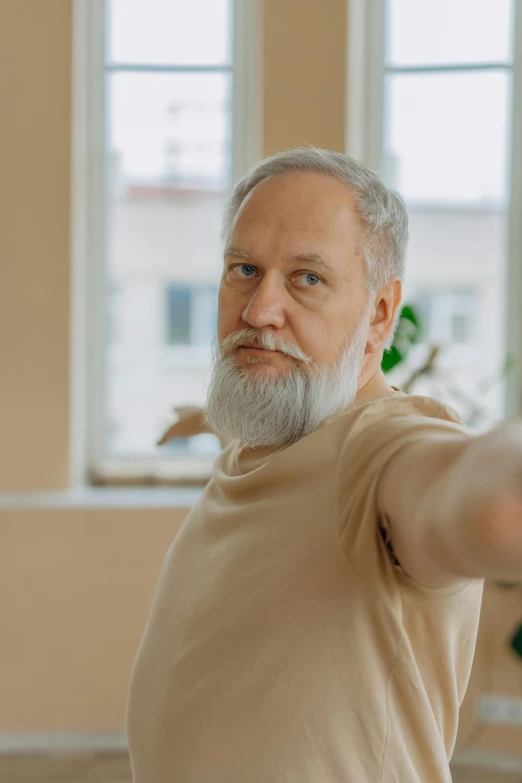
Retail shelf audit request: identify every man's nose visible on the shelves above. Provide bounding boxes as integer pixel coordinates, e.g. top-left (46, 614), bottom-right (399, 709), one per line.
top-left (241, 276), bottom-right (286, 330)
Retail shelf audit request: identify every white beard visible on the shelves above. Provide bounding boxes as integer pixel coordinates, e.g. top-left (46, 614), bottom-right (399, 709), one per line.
top-left (204, 313), bottom-right (370, 449)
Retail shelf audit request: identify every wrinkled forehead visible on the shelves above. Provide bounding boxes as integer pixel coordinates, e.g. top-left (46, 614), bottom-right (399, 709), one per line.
top-left (227, 172), bottom-right (366, 273)
top-left (232, 172), bottom-right (363, 233)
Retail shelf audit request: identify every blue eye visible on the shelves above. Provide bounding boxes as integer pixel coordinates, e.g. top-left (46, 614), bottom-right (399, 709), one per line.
top-left (237, 264), bottom-right (256, 277)
top-left (300, 273), bottom-right (320, 286)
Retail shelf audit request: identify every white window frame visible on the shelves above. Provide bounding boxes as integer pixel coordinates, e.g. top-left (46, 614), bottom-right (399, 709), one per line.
top-left (70, 0), bottom-right (262, 488)
top-left (346, 0), bottom-right (522, 420)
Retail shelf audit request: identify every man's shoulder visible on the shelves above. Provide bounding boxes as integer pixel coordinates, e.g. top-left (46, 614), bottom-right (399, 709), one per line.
top-left (333, 393), bottom-right (468, 453)
top-left (352, 392), bottom-right (464, 427)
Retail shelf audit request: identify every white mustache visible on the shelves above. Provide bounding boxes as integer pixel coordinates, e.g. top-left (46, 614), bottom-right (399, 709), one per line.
top-left (219, 329), bottom-right (312, 363)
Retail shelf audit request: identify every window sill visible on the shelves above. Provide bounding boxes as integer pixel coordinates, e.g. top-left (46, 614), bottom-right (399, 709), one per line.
top-left (0, 485), bottom-right (204, 510)
top-left (90, 458), bottom-right (215, 485)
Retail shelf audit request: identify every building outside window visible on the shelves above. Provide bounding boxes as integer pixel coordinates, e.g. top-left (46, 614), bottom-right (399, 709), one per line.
top-left (413, 289), bottom-right (477, 347)
top-left (352, 0), bottom-right (522, 431)
top-left (76, 0), bottom-right (259, 480)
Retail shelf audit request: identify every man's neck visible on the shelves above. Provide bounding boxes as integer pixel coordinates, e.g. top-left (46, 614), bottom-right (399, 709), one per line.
top-left (355, 369), bottom-right (398, 407)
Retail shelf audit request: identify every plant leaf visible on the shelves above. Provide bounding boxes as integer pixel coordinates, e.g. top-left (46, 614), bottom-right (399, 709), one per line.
top-left (382, 304), bottom-right (423, 374)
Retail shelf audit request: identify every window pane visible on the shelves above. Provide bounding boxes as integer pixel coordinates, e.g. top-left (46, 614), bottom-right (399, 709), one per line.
top-left (166, 287), bottom-right (192, 345)
top-left (386, 209), bottom-right (509, 431)
top-left (382, 7), bottom-right (513, 429)
top-left (105, 72), bottom-right (230, 457)
top-left (108, 72), bottom-right (231, 187)
top-left (383, 70), bottom-right (511, 204)
top-left (386, 0), bottom-right (513, 67)
top-left (107, 0), bottom-right (233, 66)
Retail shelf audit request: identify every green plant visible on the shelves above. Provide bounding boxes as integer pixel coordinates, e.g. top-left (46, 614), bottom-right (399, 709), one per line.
top-left (381, 304), bottom-right (423, 374)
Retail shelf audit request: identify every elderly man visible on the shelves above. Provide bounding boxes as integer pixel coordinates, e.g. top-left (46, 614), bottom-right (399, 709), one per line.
top-left (126, 149), bottom-right (521, 782)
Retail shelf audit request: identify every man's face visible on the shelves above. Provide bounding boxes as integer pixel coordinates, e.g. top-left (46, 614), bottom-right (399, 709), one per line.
top-left (218, 171), bottom-right (369, 376)
top-left (204, 172), bottom-right (373, 448)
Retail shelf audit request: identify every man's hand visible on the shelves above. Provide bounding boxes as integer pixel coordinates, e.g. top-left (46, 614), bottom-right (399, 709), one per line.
top-left (379, 421), bottom-right (522, 588)
top-left (157, 407), bottom-right (229, 449)
top-left (429, 422), bottom-right (522, 581)
top-left (479, 493), bottom-right (522, 570)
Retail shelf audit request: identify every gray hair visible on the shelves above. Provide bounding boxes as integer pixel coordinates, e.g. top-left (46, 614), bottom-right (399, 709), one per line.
top-left (222, 147), bottom-right (409, 293)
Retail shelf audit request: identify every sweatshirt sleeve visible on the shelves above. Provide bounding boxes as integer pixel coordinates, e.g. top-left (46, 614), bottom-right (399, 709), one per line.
top-left (337, 395), bottom-right (471, 597)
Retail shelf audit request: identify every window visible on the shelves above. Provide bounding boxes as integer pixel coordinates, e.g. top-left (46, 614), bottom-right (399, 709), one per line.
top-left (166, 287), bottom-right (192, 346)
top-left (349, 0), bottom-right (522, 431)
top-left (165, 285), bottom-right (218, 347)
top-left (413, 289), bottom-right (477, 346)
top-left (74, 0), bottom-right (260, 483)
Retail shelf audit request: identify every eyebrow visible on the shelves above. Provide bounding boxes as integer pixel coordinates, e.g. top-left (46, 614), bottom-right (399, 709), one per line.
top-left (225, 247), bottom-right (252, 260)
top-left (292, 252), bottom-right (333, 270)
top-left (225, 247), bottom-right (334, 271)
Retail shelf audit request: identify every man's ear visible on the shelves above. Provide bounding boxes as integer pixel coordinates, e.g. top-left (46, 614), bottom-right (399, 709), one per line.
top-left (366, 279), bottom-right (402, 354)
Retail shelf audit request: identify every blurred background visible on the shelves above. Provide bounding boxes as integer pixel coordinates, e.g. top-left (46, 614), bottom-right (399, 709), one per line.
top-left (1, 0), bottom-right (522, 781)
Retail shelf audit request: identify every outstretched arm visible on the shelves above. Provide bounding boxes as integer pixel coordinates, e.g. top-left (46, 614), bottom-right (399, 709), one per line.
top-left (378, 422), bottom-right (522, 587)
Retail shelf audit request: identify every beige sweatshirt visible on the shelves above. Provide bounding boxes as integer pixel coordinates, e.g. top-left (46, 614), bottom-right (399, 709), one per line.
top-left (126, 393), bottom-right (484, 782)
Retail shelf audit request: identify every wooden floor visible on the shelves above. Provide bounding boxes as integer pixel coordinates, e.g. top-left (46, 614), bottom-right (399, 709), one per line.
top-left (0, 752), bottom-right (521, 782)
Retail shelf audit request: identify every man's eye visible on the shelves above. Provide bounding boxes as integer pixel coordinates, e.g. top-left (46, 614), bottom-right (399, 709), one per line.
top-left (297, 273), bottom-right (321, 287)
top-left (233, 264), bottom-right (257, 277)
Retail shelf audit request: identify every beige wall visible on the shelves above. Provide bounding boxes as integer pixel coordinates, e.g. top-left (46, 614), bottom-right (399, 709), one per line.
top-left (1, 507), bottom-right (186, 730)
top-left (0, 0), bottom-right (72, 493)
top-left (263, 0), bottom-right (348, 154)
top-left (1, 0), bottom-right (522, 763)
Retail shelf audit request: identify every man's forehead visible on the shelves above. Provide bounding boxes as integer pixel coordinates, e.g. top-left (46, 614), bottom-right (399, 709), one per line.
top-left (232, 176), bottom-right (363, 238)
top-left (241, 170), bottom-right (358, 207)
top-left (227, 217), bottom-right (363, 263)
top-left (228, 220), bottom-right (347, 247)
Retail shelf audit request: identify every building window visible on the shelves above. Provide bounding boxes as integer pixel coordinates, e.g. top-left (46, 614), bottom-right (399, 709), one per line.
top-left (413, 289), bottom-right (477, 346)
top-left (165, 285), bottom-right (218, 347)
top-left (166, 287), bottom-right (192, 346)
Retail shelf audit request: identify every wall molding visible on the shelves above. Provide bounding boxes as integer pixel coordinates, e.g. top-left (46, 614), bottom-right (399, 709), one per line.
top-left (1, 734), bottom-right (522, 774)
top-left (0, 733), bottom-right (128, 754)
top-left (452, 747), bottom-right (522, 774)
